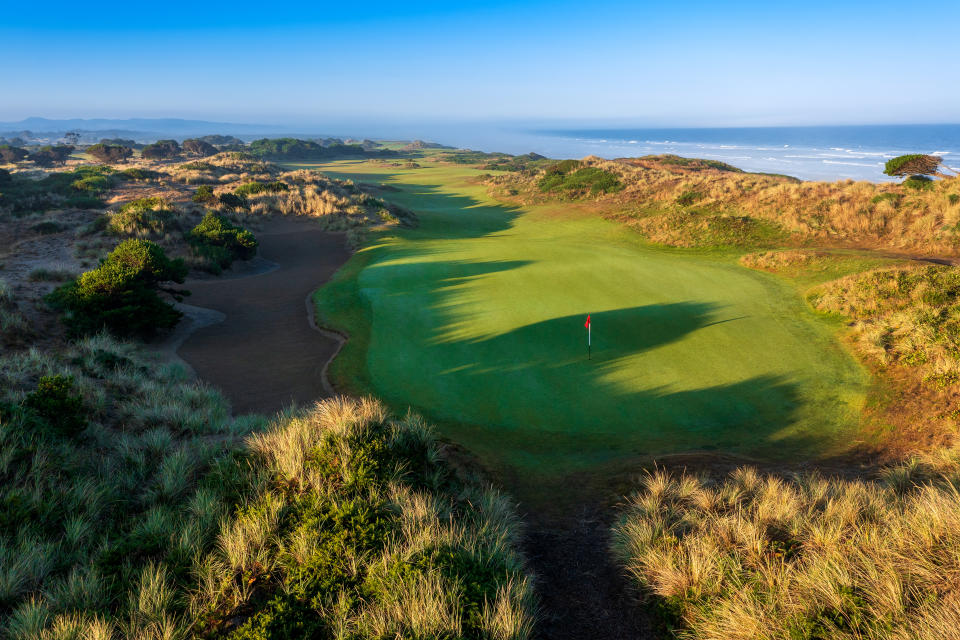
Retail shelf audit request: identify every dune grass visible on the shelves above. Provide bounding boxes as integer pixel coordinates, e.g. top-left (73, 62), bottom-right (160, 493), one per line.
top-left (307, 159), bottom-right (869, 495)
top-left (612, 457), bottom-right (960, 640)
top-left (0, 335), bottom-right (533, 639)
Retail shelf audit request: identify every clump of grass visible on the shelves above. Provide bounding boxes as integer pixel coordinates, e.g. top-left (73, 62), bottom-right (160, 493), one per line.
top-left (488, 156), bottom-right (960, 254)
top-left (631, 209), bottom-right (786, 248)
top-left (27, 267), bottom-right (75, 282)
top-left (0, 334), bottom-right (265, 639)
top-left (0, 278), bottom-right (31, 345)
top-left (189, 397), bottom-right (535, 639)
top-left (809, 265), bottom-right (960, 383)
top-left (612, 457), bottom-right (960, 640)
top-left (108, 197), bottom-right (179, 237)
top-left (538, 160), bottom-right (623, 196)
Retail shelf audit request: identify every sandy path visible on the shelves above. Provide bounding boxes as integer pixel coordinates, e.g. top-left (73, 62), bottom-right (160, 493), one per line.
top-left (176, 219), bottom-right (350, 414)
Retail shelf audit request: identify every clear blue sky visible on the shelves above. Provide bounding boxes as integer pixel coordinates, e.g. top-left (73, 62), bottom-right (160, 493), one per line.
top-left (2, 0), bottom-right (958, 127)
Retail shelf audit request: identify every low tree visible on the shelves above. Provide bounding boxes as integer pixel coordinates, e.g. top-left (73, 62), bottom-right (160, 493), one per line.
top-left (140, 139), bottom-right (181, 160)
top-left (0, 145), bottom-right (28, 164)
top-left (182, 138), bottom-right (217, 157)
top-left (86, 143), bottom-right (133, 163)
top-left (883, 154), bottom-right (946, 179)
top-left (29, 145), bottom-right (74, 167)
top-left (47, 239), bottom-right (189, 337)
top-left (188, 211), bottom-right (258, 270)
top-left (62, 131), bottom-right (81, 146)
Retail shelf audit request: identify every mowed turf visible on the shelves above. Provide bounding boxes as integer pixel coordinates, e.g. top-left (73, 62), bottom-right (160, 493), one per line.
top-left (307, 160), bottom-right (869, 479)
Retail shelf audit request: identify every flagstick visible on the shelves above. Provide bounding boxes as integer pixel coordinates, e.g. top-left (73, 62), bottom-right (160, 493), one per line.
top-left (588, 323), bottom-right (591, 360)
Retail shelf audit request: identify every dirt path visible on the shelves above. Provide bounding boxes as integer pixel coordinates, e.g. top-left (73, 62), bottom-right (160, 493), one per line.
top-left (176, 219), bottom-right (350, 415)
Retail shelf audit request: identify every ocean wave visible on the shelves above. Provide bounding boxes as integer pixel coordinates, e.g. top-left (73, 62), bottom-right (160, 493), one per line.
top-left (823, 160), bottom-right (880, 167)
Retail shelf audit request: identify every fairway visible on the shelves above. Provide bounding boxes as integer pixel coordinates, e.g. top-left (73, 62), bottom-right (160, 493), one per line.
top-left (310, 160), bottom-right (869, 479)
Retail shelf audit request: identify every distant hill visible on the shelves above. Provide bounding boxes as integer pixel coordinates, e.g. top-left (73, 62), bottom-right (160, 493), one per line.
top-left (0, 117), bottom-right (294, 137)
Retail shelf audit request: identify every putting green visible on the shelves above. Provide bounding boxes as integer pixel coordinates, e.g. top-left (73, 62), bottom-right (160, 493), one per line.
top-left (310, 160), bottom-right (868, 478)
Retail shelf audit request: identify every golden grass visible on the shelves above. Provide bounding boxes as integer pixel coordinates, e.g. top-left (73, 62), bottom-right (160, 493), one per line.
top-left (489, 155), bottom-right (960, 253)
top-left (613, 452), bottom-right (960, 640)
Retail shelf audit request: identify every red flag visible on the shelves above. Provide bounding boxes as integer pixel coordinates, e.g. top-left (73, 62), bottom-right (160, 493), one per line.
top-left (584, 314), bottom-right (591, 329)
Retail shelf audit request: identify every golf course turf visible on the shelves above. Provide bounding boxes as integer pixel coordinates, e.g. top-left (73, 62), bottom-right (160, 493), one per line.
top-left (307, 159), bottom-right (870, 488)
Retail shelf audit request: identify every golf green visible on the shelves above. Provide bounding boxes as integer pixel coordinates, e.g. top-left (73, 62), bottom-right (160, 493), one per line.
top-left (310, 160), bottom-right (869, 478)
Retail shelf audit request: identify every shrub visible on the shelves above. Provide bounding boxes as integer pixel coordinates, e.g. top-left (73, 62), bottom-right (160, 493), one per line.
top-left (181, 139), bottom-right (217, 157)
top-left (109, 197), bottom-right (176, 236)
top-left (675, 190), bottom-right (703, 206)
top-left (217, 192), bottom-right (247, 210)
top-left (538, 161), bottom-right (623, 195)
top-left (234, 180), bottom-right (289, 197)
top-left (118, 167), bottom-right (161, 181)
top-left (950, 193), bottom-right (960, 205)
top-left (0, 167), bottom-right (9, 183)
top-left (141, 139), bottom-right (181, 160)
top-left (884, 154), bottom-right (943, 178)
top-left (188, 212), bottom-right (258, 270)
top-left (47, 239), bottom-right (188, 337)
top-left (86, 143), bottom-right (133, 163)
top-left (0, 145), bottom-right (28, 164)
top-left (192, 184), bottom-right (216, 204)
top-left (904, 174), bottom-right (934, 191)
top-left (189, 398), bottom-right (534, 640)
top-left (29, 145), bottom-right (74, 167)
top-left (71, 174), bottom-right (112, 194)
top-left (23, 375), bottom-right (86, 435)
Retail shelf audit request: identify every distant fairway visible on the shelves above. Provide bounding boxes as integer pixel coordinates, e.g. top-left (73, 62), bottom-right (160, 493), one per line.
top-left (308, 160), bottom-right (868, 481)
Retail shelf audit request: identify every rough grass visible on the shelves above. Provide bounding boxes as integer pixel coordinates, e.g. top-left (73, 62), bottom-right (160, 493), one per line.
top-left (809, 265), bottom-right (960, 390)
top-left (0, 338), bottom-right (533, 639)
top-left (0, 334), bottom-right (264, 639)
top-left (190, 397), bottom-right (535, 639)
top-left (612, 457), bottom-right (960, 640)
top-left (487, 155), bottom-right (960, 253)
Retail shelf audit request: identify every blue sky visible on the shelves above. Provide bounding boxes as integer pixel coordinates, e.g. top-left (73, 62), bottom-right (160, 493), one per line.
top-left (2, 0), bottom-right (958, 127)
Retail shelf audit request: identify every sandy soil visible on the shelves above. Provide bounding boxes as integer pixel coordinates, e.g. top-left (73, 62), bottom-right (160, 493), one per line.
top-left (175, 218), bottom-right (350, 414)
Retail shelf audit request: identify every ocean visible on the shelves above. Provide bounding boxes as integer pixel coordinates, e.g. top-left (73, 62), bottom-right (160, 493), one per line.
top-left (426, 123), bottom-right (960, 183)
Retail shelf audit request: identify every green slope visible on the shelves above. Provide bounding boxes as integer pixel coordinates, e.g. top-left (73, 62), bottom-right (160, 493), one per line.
top-left (310, 160), bottom-right (868, 481)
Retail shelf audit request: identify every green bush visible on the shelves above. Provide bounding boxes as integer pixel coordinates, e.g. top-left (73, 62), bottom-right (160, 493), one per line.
top-left (23, 375), bottom-right (86, 435)
top-left (884, 154), bottom-right (942, 178)
top-left (119, 167), bottom-right (161, 181)
top-left (234, 180), bottom-right (289, 197)
top-left (141, 139), bottom-right (181, 160)
top-left (904, 175), bottom-right (934, 191)
top-left (47, 239), bottom-right (188, 337)
top-left (109, 197), bottom-right (176, 236)
top-left (0, 167), bottom-right (10, 183)
top-left (0, 166), bottom-right (112, 214)
top-left (217, 192), bottom-right (247, 210)
top-left (86, 143), bottom-right (133, 163)
top-left (188, 212), bottom-right (258, 270)
top-left (71, 174), bottom-right (112, 194)
top-left (538, 161), bottom-right (623, 196)
top-left (675, 190), bottom-right (703, 206)
top-left (192, 184), bottom-right (216, 204)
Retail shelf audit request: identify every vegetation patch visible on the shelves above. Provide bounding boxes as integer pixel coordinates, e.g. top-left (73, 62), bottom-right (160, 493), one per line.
top-left (0, 335), bottom-right (264, 639)
top-left (0, 166), bottom-right (113, 215)
top-left (108, 197), bottom-right (177, 236)
top-left (47, 239), bottom-right (188, 337)
top-left (613, 461), bottom-right (960, 640)
top-left (190, 398), bottom-right (534, 640)
top-left (538, 161), bottom-right (623, 196)
top-left (188, 212), bottom-right (258, 272)
top-left (810, 265), bottom-right (960, 386)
